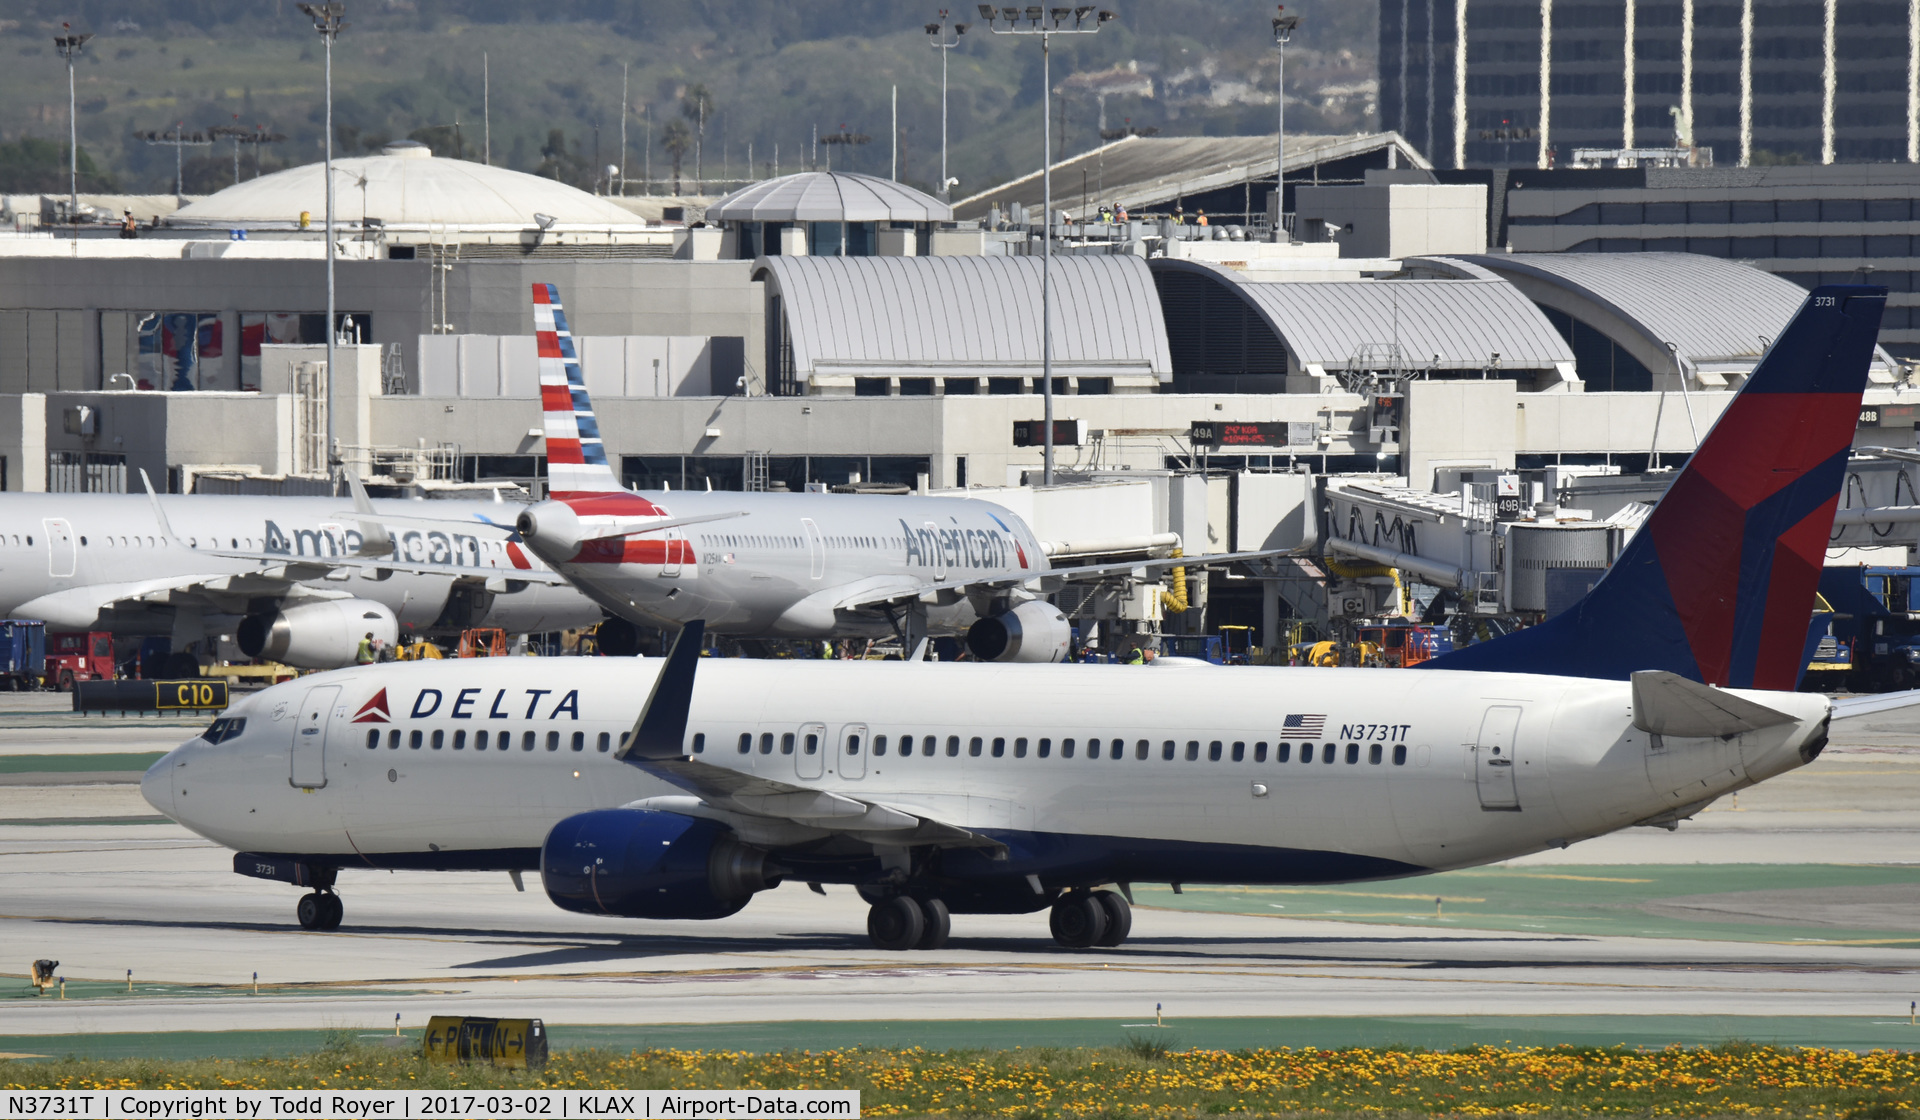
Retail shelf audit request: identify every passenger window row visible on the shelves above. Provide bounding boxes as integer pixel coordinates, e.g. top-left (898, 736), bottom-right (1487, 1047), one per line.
top-left (364, 728), bottom-right (628, 753)
top-left (711, 731), bottom-right (1410, 767)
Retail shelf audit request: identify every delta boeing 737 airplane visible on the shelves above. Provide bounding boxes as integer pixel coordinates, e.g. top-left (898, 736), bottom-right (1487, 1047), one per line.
top-left (143, 286), bottom-right (1900, 950)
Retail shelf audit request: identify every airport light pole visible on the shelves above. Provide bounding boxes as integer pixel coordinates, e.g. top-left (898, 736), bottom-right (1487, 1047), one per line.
top-left (1272, 6), bottom-right (1299, 242)
top-left (297, 2), bottom-right (347, 481)
top-left (925, 11), bottom-right (970, 200)
top-left (53, 24), bottom-right (92, 237)
top-left (979, 5), bottom-right (1115, 488)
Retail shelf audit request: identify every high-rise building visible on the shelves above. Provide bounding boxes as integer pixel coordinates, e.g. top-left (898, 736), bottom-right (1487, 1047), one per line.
top-left (1382, 0), bottom-right (1917, 169)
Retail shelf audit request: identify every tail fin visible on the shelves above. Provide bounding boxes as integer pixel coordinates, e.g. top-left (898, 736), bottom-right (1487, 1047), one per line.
top-left (533, 282), bottom-right (624, 497)
top-left (1424, 284), bottom-right (1887, 689)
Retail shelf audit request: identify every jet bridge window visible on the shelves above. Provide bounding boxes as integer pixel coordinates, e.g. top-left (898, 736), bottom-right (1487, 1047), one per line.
top-left (1369, 743), bottom-right (1383, 764)
top-left (431, 730), bottom-right (445, 750)
top-left (1393, 744), bottom-right (1408, 765)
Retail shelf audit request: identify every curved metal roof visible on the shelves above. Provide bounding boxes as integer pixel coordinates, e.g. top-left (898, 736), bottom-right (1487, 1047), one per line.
top-left (754, 255), bottom-right (1170, 381)
top-left (708, 172), bottom-right (952, 224)
top-left (171, 143), bottom-right (647, 229)
top-left (1438, 252), bottom-right (1806, 369)
top-left (1151, 259), bottom-right (1574, 373)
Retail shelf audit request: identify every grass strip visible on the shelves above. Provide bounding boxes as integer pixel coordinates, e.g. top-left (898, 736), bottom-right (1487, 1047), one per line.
top-left (10, 1039), bottom-right (1920, 1116)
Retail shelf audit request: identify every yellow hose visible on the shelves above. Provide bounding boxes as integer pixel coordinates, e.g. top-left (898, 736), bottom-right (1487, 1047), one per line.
top-left (1160, 548), bottom-right (1189, 614)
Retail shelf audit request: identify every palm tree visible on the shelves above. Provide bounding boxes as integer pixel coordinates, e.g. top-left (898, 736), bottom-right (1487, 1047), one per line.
top-left (681, 83), bottom-right (713, 186)
top-left (662, 119), bottom-right (693, 195)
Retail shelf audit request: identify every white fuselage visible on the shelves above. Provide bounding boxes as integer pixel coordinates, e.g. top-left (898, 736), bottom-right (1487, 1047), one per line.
top-left (0, 492), bottom-right (600, 637)
top-left (143, 657), bottom-right (1831, 884)
top-left (522, 490), bottom-right (1049, 637)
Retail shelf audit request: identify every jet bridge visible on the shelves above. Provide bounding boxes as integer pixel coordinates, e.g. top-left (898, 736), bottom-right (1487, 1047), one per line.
top-left (1323, 477), bottom-right (1639, 618)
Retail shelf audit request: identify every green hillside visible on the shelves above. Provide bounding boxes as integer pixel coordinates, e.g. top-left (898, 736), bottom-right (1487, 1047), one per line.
top-left (0, 1), bottom-right (1377, 200)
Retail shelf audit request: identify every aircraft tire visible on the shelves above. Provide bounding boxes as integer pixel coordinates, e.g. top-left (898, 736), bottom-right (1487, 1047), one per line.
top-left (297, 893), bottom-right (326, 930)
top-left (1091, 890), bottom-right (1131, 947)
top-left (866, 896), bottom-right (925, 951)
top-left (318, 893), bottom-right (344, 931)
top-left (914, 898), bottom-right (951, 950)
top-left (1048, 891), bottom-right (1109, 949)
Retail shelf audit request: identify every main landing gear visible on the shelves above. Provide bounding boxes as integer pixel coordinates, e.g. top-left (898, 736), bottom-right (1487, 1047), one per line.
top-left (862, 888), bottom-right (1132, 950)
top-left (866, 896), bottom-right (951, 951)
top-left (296, 890), bottom-right (343, 931)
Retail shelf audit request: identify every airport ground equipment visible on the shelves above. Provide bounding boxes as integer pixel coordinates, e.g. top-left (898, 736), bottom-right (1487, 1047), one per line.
top-left (0, 620), bottom-right (46, 691)
top-left (1816, 566), bottom-right (1920, 691)
top-left (423, 1016), bottom-right (548, 1071)
top-left (1160, 627), bottom-right (1256, 665)
top-left (454, 628), bottom-right (508, 657)
top-left (1356, 623), bottom-right (1452, 667)
top-left (28, 959), bottom-right (57, 995)
top-left (45, 629), bottom-right (112, 691)
top-left (74, 678), bottom-right (228, 714)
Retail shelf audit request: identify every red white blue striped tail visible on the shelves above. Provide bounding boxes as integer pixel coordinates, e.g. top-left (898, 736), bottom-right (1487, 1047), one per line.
top-left (533, 283), bottom-right (624, 497)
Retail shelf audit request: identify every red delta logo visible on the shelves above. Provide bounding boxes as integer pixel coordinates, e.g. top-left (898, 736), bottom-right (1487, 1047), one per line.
top-left (351, 688), bottom-right (391, 724)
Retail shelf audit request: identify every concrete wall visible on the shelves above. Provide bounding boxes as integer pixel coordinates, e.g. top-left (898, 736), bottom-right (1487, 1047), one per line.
top-left (41, 391), bottom-right (296, 487)
top-left (1293, 184), bottom-right (1488, 258)
top-left (0, 394), bottom-right (45, 491)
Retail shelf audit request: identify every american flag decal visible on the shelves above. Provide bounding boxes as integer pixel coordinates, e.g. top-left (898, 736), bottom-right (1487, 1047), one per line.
top-left (1282, 713), bottom-right (1326, 735)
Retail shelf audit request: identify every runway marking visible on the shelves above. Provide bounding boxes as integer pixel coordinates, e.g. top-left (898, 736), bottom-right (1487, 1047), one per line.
top-left (1147, 886), bottom-right (1491, 903)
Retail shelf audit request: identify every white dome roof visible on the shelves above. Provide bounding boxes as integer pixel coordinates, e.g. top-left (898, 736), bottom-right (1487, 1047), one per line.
top-left (707, 172), bottom-right (951, 223)
top-left (171, 142), bottom-right (647, 229)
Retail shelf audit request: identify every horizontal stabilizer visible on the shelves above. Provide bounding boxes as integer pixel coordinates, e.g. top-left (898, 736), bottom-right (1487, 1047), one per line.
top-left (1631, 670), bottom-right (1798, 738)
top-left (1832, 689), bottom-right (1920, 720)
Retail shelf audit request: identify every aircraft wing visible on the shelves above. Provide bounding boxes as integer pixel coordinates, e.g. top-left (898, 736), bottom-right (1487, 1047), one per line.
top-left (12, 573), bottom-right (360, 628)
top-left (629, 755), bottom-right (1001, 849)
top-left (1832, 689), bottom-right (1920, 720)
top-left (614, 620), bottom-right (1003, 852)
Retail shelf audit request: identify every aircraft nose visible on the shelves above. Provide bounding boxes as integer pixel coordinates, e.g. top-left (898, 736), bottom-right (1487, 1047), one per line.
top-left (141, 750), bottom-right (176, 818)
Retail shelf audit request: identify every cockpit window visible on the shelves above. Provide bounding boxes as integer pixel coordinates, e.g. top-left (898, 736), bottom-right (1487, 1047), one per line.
top-left (202, 717), bottom-right (246, 743)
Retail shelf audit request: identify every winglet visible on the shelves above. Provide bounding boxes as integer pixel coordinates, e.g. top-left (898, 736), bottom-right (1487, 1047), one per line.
top-left (1630, 671), bottom-right (1798, 738)
top-left (619, 620), bottom-right (704, 762)
top-left (138, 469), bottom-right (186, 545)
top-left (341, 469), bottom-right (394, 558)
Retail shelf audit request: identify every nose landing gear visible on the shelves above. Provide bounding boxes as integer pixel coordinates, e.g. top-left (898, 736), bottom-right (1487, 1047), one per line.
top-left (296, 890), bottom-right (343, 931)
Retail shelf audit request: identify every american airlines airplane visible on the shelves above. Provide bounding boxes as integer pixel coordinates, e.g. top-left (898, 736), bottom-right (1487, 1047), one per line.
top-left (142, 286), bottom-right (1894, 949)
top-left (0, 477), bottom-right (601, 673)
top-left (507, 283), bottom-right (1278, 660)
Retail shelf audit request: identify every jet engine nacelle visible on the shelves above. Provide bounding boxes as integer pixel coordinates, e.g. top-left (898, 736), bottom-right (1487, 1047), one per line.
top-left (541, 808), bottom-right (778, 920)
top-left (236, 599), bottom-right (399, 669)
top-left (515, 501), bottom-right (583, 560)
top-left (966, 599), bottom-right (1072, 663)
